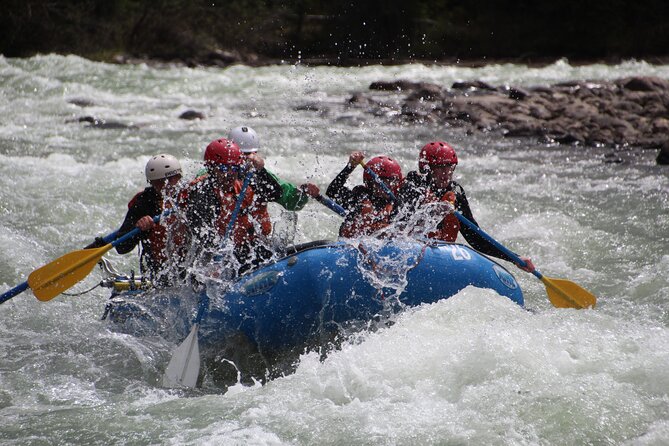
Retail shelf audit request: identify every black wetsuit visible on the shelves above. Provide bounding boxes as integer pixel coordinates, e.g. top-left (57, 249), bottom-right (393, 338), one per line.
top-left (115, 187), bottom-right (164, 276)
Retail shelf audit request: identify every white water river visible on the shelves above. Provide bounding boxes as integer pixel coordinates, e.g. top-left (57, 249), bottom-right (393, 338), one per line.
top-left (0, 55), bottom-right (668, 445)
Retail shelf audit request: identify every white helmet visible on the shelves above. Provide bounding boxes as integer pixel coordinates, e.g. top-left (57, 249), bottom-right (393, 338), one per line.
top-left (145, 154), bottom-right (182, 181)
top-left (228, 126), bottom-right (259, 153)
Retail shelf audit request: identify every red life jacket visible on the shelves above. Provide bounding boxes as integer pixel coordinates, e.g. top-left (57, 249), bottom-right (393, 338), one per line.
top-left (152, 204), bottom-right (189, 265)
top-left (423, 190), bottom-right (460, 242)
top-left (340, 199), bottom-right (394, 238)
top-left (212, 179), bottom-right (272, 247)
top-left (127, 189), bottom-right (189, 267)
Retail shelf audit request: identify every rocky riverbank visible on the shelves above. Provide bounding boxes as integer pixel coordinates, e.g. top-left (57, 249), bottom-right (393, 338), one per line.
top-left (341, 76), bottom-right (669, 164)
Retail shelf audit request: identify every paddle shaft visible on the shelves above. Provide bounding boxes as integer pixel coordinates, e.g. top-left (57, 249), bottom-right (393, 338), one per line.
top-left (313, 194), bottom-right (347, 217)
top-left (224, 170), bottom-right (254, 240)
top-left (0, 229), bottom-right (121, 304)
top-left (361, 162), bottom-right (398, 202)
top-left (0, 282), bottom-right (29, 304)
top-left (453, 211), bottom-right (537, 275)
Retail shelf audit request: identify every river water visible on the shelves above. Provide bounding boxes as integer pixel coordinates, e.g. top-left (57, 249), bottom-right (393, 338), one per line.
top-left (0, 55), bottom-right (668, 445)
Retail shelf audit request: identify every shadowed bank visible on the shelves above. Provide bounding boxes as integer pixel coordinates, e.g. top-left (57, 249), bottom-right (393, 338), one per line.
top-left (2, 1), bottom-right (669, 66)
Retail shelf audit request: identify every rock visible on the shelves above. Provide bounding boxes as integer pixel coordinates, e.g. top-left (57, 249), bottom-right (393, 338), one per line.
top-left (369, 80), bottom-right (417, 91)
top-left (530, 86), bottom-right (555, 95)
top-left (604, 153), bottom-right (624, 164)
top-left (179, 110), bottom-right (205, 120)
top-left (369, 80), bottom-right (443, 94)
top-left (331, 76), bottom-right (669, 151)
top-left (347, 92), bottom-right (375, 106)
top-left (652, 118), bottom-right (669, 132)
top-left (503, 117), bottom-right (545, 137)
top-left (451, 80), bottom-right (495, 91)
top-left (295, 103), bottom-right (322, 112)
top-left (401, 99), bottom-right (439, 119)
top-left (528, 103), bottom-right (552, 120)
top-left (405, 84), bottom-right (444, 101)
top-left (619, 76), bottom-right (669, 92)
top-left (295, 103), bottom-right (330, 116)
top-left (67, 98), bottom-right (95, 107)
top-left (73, 116), bottom-right (137, 129)
top-left (657, 141), bottom-right (669, 165)
top-left (553, 131), bottom-right (586, 145)
top-left (204, 49), bottom-right (242, 67)
top-left (562, 102), bottom-right (599, 120)
top-left (505, 86), bottom-right (530, 101)
top-left (613, 100), bottom-right (644, 115)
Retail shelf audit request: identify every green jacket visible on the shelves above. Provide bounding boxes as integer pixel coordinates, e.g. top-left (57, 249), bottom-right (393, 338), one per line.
top-left (266, 169), bottom-right (308, 211)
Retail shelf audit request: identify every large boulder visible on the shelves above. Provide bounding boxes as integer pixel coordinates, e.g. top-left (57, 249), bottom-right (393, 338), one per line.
top-left (618, 76), bottom-right (669, 92)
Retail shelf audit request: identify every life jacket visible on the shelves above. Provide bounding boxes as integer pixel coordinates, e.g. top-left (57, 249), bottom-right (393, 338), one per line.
top-left (127, 188), bottom-right (188, 271)
top-left (340, 199), bottom-right (394, 238)
top-left (150, 202), bottom-right (189, 265)
top-left (423, 190), bottom-right (460, 242)
top-left (213, 179), bottom-right (272, 247)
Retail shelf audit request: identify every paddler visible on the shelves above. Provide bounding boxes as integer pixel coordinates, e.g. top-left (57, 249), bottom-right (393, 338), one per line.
top-left (186, 138), bottom-right (282, 275)
top-left (113, 154), bottom-right (189, 284)
top-left (228, 125), bottom-right (319, 212)
top-left (397, 141), bottom-right (535, 272)
top-left (325, 151), bottom-right (403, 238)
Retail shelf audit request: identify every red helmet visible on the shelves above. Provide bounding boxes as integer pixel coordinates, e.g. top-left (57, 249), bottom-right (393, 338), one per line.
top-left (363, 155), bottom-right (403, 188)
top-left (419, 141), bottom-right (458, 173)
top-left (204, 138), bottom-right (242, 166)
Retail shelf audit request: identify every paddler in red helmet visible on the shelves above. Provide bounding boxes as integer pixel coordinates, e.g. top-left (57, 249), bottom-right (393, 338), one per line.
top-left (186, 138), bottom-right (282, 275)
top-left (325, 151), bottom-right (403, 238)
top-left (398, 141), bottom-right (535, 272)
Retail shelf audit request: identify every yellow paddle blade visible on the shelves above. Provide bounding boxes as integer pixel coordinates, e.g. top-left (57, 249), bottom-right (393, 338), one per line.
top-left (541, 276), bottom-right (597, 309)
top-left (28, 245), bottom-right (112, 301)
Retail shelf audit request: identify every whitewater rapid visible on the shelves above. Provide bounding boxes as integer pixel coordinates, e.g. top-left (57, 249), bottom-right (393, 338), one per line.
top-left (0, 55), bottom-right (668, 445)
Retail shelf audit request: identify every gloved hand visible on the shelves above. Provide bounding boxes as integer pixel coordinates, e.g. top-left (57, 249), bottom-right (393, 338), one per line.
top-left (300, 183), bottom-right (320, 198)
top-left (246, 153), bottom-right (265, 170)
top-left (440, 191), bottom-right (456, 204)
top-left (84, 236), bottom-right (107, 249)
top-left (348, 151), bottom-right (365, 168)
top-left (136, 215), bottom-right (155, 231)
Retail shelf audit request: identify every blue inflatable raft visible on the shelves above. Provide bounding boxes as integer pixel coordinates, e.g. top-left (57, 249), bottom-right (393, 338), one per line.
top-left (103, 239), bottom-right (523, 385)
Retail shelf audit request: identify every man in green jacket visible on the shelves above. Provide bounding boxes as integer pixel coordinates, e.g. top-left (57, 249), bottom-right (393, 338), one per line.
top-left (228, 126), bottom-right (313, 211)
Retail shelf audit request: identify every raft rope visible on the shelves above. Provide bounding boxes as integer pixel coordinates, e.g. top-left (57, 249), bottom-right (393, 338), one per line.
top-left (61, 282), bottom-right (102, 296)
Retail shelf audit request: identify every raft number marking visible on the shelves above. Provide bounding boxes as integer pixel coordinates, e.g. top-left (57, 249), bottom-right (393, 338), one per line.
top-left (448, 245), bottom-right (472, 261)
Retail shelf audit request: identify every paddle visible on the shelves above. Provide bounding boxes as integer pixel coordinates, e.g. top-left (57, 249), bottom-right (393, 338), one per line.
top-left (312, 193), bottom-right (347, 217)
top-left (24, 216), bottom-right (165, 302)
top-left (360, 161), bottom-right (398, 202)
top-left (453, 211), bottom-right (597, 309)
top-left (0, 229), bottom-right (120, 305)
top-left (299, 184), bottom-right (346, 217)
top-left (162, 169), bottom-right (254, 388)
top-left (162, 291), bottom-right (209, 388)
